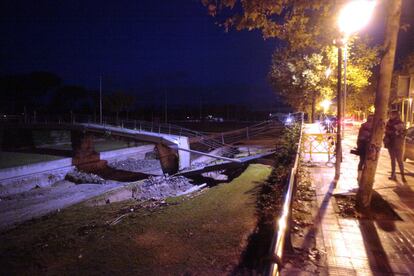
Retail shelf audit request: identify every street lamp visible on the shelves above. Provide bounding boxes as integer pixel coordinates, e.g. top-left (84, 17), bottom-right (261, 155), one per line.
top-left (320, 99), bottom-right (332, 114)
top-left (338, 1), bottom-right (376, 37)
top-left (335, 0), bottom-right (376, 181)
top-left (338, 0), bottom-right (376, 136)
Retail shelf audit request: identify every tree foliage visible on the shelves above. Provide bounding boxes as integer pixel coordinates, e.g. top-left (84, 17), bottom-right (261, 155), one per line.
top-left (202, 0), bottom-right (379, 117)
top-left (0, 72), bottom-right (61, 111)
top-left (202, 0), bottom-right (340, 51)
top-left (269, 39), bottom-right (379, 117)
top-left (104, 91), bottom-right (136, 120)
top-left (51, 85), bottom-right (88, 112)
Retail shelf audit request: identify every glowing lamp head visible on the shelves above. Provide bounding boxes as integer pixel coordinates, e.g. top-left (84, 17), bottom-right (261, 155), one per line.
top-left (320, 99), bottom-right (332, 113)
top-left (338, 0), bottom-right (376, 36)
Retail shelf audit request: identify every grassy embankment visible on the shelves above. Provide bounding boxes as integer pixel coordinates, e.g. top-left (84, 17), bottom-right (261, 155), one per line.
top-left (0, 164), bottom-right (272, 275)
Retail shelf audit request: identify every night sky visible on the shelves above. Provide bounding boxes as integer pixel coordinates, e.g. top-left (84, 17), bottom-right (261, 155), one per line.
top-left (0, 0), bottom-right (279, 106)
top-left (1, 1), bottom-right (413, 107)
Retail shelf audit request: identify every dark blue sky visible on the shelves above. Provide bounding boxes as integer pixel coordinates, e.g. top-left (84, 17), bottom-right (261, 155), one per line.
top-left (2, 1), bottom-right (413, 107)
top-left (0, 0), bottom-right (279, 106)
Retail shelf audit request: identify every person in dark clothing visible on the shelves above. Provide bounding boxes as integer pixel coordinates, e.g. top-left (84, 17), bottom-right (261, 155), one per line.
top-left (356, 115), bottom-right (374, 181)
top-left (384, 110), bottom-right (407, 183)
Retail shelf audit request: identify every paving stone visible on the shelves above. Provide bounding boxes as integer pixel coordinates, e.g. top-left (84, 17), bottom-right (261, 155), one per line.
top-left (305, 125), bottom-right (414, 275)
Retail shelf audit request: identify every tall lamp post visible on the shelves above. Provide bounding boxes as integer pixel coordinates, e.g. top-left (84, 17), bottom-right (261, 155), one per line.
top-left (335, 0), bottom-right (376, 181)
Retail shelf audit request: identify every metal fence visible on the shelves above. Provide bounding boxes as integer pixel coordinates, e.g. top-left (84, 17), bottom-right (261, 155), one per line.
top-left (266, 112), bottom-right (304, 276)
top-left (302, 133), bottom-right (336, 165)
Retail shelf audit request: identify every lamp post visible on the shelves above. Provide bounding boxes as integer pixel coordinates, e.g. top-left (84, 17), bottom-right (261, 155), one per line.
top-left (335, 0), bottom-right (376, 181)
top-left (335, 43), bottom-right (343, 180)
top-left (338, 0), bottom-right (376, 130)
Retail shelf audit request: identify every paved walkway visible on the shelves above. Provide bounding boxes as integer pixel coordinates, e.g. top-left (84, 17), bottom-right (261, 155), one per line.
top-left (304, 124), bottom-right (414, 275)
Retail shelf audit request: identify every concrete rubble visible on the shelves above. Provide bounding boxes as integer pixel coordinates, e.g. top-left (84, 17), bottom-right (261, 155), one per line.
top-left (109, 158), bottom-right (160, 173)
top-left (65, 169), bottom-right (106, 184)
top-left (133, 175), bottom-right (203, 201)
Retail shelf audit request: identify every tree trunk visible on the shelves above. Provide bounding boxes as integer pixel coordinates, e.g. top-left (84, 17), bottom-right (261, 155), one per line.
top-left (356, 0), bottom-right (402, 210)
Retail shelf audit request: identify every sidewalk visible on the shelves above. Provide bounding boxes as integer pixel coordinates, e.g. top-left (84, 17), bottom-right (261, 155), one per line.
top-left (305, 124), bottom-right (414, 275)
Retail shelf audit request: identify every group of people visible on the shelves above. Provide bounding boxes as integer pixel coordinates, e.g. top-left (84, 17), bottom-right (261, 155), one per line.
top-left (357, 110), bottom-right (407, 184)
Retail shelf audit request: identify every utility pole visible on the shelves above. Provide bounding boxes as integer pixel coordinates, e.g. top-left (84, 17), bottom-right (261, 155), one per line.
top-left (99, 75), bottom-right (103, 124)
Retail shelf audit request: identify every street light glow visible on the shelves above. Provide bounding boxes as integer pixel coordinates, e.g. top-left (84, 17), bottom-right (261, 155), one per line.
top-left (338, 0), bottom-right (376, 36)
top-left (320, 99), bottom-right (332, 113)
top-left (325, 67), bottom-right (332, 78)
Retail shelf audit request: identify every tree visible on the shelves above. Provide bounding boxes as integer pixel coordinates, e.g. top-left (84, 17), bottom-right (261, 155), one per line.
top-left (269, 49), bottom-right (329, 122)
top-left (0, 72), bottom-right (61, 113)
top-left (203, 0), bottom-right (378, 121)
top-left (202, 0), bottom-right (338, 52)
top-left (104, 91), bottom-right (136, 122)
top-left (357, 0), bottom-right (402, 209)
top-left (269, 41), bottom-right (378, 121)
top-left (51, 85), bottom-right (88, 113)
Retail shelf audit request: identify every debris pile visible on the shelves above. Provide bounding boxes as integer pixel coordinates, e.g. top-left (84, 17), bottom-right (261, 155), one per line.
top-left (65, 169), bottom-right (106, 184)
top-left (109, 158), bottom-right (160, 173)
top-left (133, 175), bottom-right (204, 201)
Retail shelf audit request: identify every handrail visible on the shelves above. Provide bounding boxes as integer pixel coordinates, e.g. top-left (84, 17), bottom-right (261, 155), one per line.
top-left (266, 112), bottom-right (304, 276)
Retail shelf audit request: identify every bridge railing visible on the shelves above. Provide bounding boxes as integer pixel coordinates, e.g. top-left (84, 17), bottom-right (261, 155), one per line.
top-left (1, 113), bottom-right (286, 159)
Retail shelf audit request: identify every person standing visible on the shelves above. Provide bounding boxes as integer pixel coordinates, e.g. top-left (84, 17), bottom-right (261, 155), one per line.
top-left (384, 110), bottom-right (407, 183)
top-left (356, 115), bottom-right (374, 182)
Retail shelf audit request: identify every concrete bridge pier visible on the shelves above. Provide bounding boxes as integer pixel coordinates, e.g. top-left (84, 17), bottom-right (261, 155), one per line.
top-left (156, 136), bottom-right (191, 175)
top-left (156, 143), bottom-right (179, 175)
top-left (176, 136), bottom-right (191, 171)
top-left (71, 131), bottom-right (103, 170)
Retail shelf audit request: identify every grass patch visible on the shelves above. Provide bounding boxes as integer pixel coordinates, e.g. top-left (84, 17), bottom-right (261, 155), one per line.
top-left (0, 151), bottom-right (63, 169)
top-left (0, 164), bottom-right (272, 275)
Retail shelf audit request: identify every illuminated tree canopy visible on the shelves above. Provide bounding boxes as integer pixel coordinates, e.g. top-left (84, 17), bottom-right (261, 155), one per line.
top-left (268, 39), bottom-right (378, 119)
top-left (202, 0), bottom-right (340, 51)
top-left (202, 0), bottom-right (379, 117)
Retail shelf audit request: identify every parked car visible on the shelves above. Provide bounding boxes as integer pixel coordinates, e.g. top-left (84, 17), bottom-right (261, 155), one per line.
top-left (404, 127), bottom-right (414, 161)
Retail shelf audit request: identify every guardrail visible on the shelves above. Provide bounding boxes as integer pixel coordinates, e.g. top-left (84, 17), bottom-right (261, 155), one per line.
top-left (266, 112), bottom-right (304, 276)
